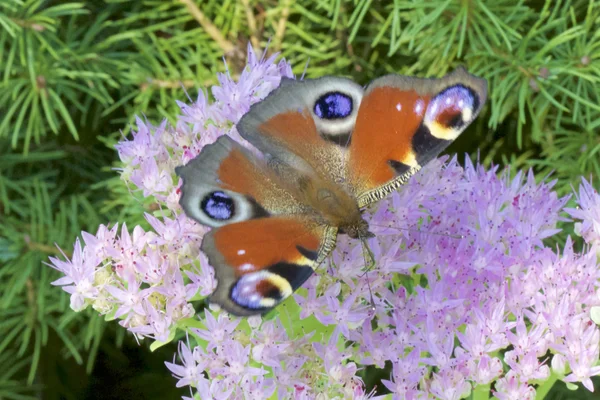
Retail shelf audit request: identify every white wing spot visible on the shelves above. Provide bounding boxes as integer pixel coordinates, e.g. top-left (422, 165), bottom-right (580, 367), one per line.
top-left (239, 263), bottom-right (254, 271)
top-left (414, 99), bottom-right (425, 116)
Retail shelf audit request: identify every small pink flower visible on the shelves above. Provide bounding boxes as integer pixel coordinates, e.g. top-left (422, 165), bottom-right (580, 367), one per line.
top-left (165, 339), bottom-right (207, 387)
top-left (49, 238), bottom-right (100, 311)
top-left (494, 371), bottom-right (536, 400)
top-left (191, 310), bottom-right (240, 351)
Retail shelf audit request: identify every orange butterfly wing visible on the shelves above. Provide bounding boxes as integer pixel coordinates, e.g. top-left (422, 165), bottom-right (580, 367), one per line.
top-left (237, 77), bottom-right (364, 185)
top-left (177, 136), bottom-right (337, 316)
top-left (203, 217), bottom-right (335, 316)
top-left (347, 68), bottom-right (487, 206)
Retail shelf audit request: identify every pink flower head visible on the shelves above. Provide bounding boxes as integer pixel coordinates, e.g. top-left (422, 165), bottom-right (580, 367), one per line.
top-left (48, 45), bottom-right (600, 398)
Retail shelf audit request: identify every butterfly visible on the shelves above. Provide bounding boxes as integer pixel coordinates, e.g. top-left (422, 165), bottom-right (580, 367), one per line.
top-left (176, 67), bottom-right (487, 316)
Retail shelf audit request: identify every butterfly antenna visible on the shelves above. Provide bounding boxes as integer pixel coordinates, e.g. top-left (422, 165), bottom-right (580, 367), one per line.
top-left (368, 223), bottom-right (465, 239)
top-left (222, 56), bottom-right (231, 77)
top-left (262, 38), bottom-right (273, 61)
top-left (358, 235), bottom-right (377, 313)
top-left (345, 122), bottom-right (353, 148)
top-left (301, 57), bottom-right (310, 80)
top-left (180, 81), bottom-right (193, 102)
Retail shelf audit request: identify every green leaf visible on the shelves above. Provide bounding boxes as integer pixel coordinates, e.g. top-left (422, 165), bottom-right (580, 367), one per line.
top-left (149, 328), bottom-right (177, 352)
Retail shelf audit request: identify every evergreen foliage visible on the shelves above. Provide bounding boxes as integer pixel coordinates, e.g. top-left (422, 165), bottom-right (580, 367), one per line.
top-left (0, 0), bottom-right (598, 398)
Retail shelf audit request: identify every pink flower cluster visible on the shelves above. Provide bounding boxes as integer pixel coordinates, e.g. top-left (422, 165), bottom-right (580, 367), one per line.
top-left (48, 45), bottom-right (600, 399)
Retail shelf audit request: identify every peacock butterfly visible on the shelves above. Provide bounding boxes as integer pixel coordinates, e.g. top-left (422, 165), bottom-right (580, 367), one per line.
top-left (176, 68), bottom-right (487, 316)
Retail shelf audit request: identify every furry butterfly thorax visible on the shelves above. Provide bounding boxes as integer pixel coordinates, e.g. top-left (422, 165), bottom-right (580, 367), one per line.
top-left (176, 67), bottom-right (487, 316)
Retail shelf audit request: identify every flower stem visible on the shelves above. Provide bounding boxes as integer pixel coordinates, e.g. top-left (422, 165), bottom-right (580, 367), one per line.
top-left (535, 372), bottom-right (559, 399)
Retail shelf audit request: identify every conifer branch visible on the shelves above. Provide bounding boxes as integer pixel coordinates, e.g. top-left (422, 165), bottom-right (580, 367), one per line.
top-left (178, 0), bottom-right (236, 54)
top-left (10, 18), bottom-right (45, 31)
top-left (26, 279), bottom-right (36, 315)
top-left (273, 0), bottom-right (291, 51)
top-left (26, 240), bottom-right (72, 258)
top-left (240, 0), bottom-right (260, 52)
top-left (140, 78), bottom-right (198, 91)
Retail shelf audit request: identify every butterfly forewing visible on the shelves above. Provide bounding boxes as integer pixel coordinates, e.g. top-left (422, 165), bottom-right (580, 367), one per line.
top-left (237, 77), bottom-right (364, 185)
top-left (347, 68), bottom-right (487, 206)
top-left (176, 136), bottom-right (304, 228)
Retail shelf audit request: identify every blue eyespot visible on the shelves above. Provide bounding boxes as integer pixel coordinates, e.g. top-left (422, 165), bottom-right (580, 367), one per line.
top-left (426, 85), bottom-right (478, 128)
top-left (201, 191), bottom-right (235, 220)
top-left (314, 92), bottom-right (353, 119)
top-left (230, 272), bottom-right (281, 310)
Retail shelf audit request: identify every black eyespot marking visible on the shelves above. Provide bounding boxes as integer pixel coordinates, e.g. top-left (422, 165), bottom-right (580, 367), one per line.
top-left (228, 263), bottom-right (314, 312)
top-left (262, 284), bottom-right (281, 300)
top-left (296, 245), bottom-right (318, 261)
top-left (428, 85), bottom-right (479, 128)
top-left (412, 124), bottom-right (447, 165)
top-left (446, 114), bottom-right (465, 129)
top-left (269, 263), bottom-right (314, 290)
top-left (201, 191), bottom-right (235, 220)
top-left (464, 86), bottom-right (480, 111)
top-left (314, 92), bottom-right (353, 119)
top-left (388, 160), bottom-right (411, 175)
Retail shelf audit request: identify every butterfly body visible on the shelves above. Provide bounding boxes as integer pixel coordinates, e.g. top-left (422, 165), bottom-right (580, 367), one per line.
top-left (176, 68), bottom-right (487, 316)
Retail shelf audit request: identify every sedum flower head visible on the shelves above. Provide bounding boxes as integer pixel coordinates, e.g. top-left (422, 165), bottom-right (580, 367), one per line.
top-left (48, 45), bottom-right (600, 398)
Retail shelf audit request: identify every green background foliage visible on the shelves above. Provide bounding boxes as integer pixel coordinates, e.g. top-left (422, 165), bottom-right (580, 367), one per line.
top-left (0, 0), bottom-right (598, 398)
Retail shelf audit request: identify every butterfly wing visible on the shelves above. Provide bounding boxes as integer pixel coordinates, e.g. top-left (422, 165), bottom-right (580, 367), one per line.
top-left (176, 135), bottom-right (336, 316)
top-left (237, 70), bottom-right (486, 207)
top-left (176, 135), bottom-right (301, 226)
top-left (203, 216), bottom-right (335, 316)
top-left (346, 67), bottom-right (487, 206)
top-left (237, 77), bottom-right (364, 185)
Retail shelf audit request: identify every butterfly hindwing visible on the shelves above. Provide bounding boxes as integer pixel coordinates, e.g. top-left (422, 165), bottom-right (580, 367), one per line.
top-left (203, 217), bottom-right (336, 316)
top-left (176, 135), bottom-right (337, 316)
top-left (347, 67), bottom-right (487, 206)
